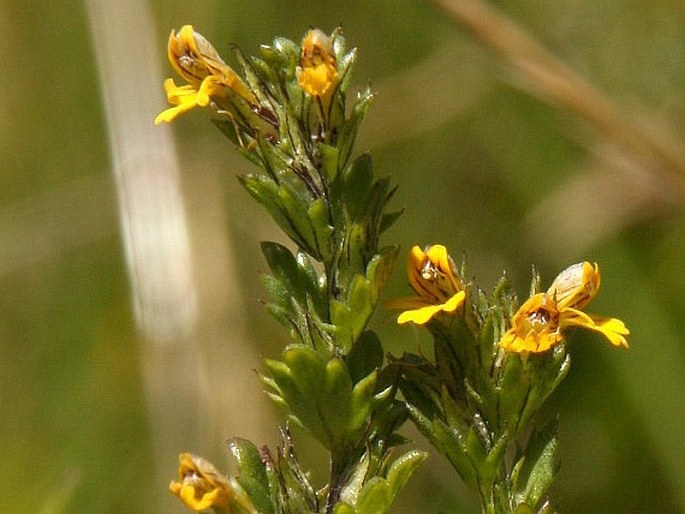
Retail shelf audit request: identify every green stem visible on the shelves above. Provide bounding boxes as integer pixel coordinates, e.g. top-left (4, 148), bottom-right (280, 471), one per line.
top-left (480, 471), bottom-right (519, 514)
top-left (324, 453), bottom-right (351, 514)
top-left (478, 478), bottom-right (496, 514)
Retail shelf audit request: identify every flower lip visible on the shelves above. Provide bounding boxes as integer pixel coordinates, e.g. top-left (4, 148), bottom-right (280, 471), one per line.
top-left (396, 290), bottom-right (466, 325)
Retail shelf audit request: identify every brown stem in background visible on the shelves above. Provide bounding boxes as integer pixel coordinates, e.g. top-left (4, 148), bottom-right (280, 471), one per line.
top-left (429, 0), bottom-right (685, 198)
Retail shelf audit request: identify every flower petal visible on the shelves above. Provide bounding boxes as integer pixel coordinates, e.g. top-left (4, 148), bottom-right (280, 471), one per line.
top-left (561, 309), bottom-right (629, 348)
top-left (587, 315), bottom-right (630, 348)
top-left (498, 328), bottom-right (561, 353)
top-left (442, 290), bottom-right (466, 313)
top-left (179, 484), bottom-right (219, 511)
top-left (397, 304), bottom-right (445, 325)
top-left (297, 63), bottom-right (338, 97)
top-left (154, 103), bottom-right (195, 124)
top-left (396, 291), bottom-right (465, 325)
top-left (155, 79), bottom-right (203, 124)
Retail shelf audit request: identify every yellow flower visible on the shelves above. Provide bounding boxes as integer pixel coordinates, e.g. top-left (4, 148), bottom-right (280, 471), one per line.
top-left (296, 29), bottom-right (339, 98)
top-left (498, 262), bottom-right (629, 353)
top-left (155, 25), bottom-right (256, 125)
top-left (391, 245), bottom-right (466, 325)
top-left (169, 453), bottom-right (255, 513)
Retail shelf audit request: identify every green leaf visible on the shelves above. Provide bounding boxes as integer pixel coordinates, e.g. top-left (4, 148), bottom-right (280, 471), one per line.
top-left (348, 370), bottom-right (378, 434)
top-left (348, 274), bottom-right (374, 328)
top-left (336, 41), bottom-right (356, 92)
top-left (497, 353), bottom-right (531, 434)
top-left (367, 392), bottom-right (409, 449)
top-left (260, 242), bottom-right (330, 344)
top-left (283, 345), bottom-right (328, 396)
top-left (264, 355), bottom-right (324, 435)
top-left (385, 450), bottom-right (428, 502)
top-left (345, 331), bottom-right (384, 383)
top-left (252, 137), bottom-right (309, 201)
top-left (343, 153), bottom-right (373, 221)
top-left (209, 79), bottom-right (269, 138)
top-left (518, 349), bottom-right (571, 431)
top-left (365, 246), bottom-right (399, 303)
top-left (405, 403), bottom-right (435, 441)
top-left (330, 274), bottom-right (375, 352)
top-left (323, 358), bottom-right (355, 436)
top-left (297, 250), bottom-right (327, 311)
top-left (354, 479), bottom-right (389, 514)
top-left (342, 223), bottom-right (368, 283)
top-left (441, 386), bottom-right (464, 428)
top-left (529, 264), bottom-right (542, 296)
top-left (260, 36), bottom-right (299, 69)
top-left (378, 209), bottom-right (404, 235)
top-left (432, 420), bottom-right (480, 489)
top-left (226, 438), bottom-right (275, 514)
top-left (515, 418), bottom-right (560, 510)
top-left (238, 174), bottom-right (309, 249)
top-left (278, 185), bottom-right (320, 257)
top-left (261, 242), bottom-right (307, 305)
top-left (337, 86), bottom-right (374, 169)
top-left (261, 274), bottom-right (291, 311)
top-left (394, 354), bottom-right (443, 421)
top-left (319, 142), bottom-right (341, 182)
top-left (366, 176), bottom-right (392, 218)
top-left (232, 47), bottom-right (267, 97)
top-left (264, 347), bottom-right (376, 453)
top-left (308, 198), bottom-right (333, 260)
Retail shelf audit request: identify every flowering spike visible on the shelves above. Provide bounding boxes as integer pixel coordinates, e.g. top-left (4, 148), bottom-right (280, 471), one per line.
top-left (153, 22), bottom-right (634, 514)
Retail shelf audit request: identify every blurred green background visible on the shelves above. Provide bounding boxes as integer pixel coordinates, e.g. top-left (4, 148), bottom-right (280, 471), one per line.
top-left (2, 0), bottom-right (684, 512)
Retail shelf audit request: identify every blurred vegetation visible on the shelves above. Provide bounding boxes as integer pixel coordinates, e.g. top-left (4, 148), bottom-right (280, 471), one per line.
top-left (1, 0), bottom-right (683, 512)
